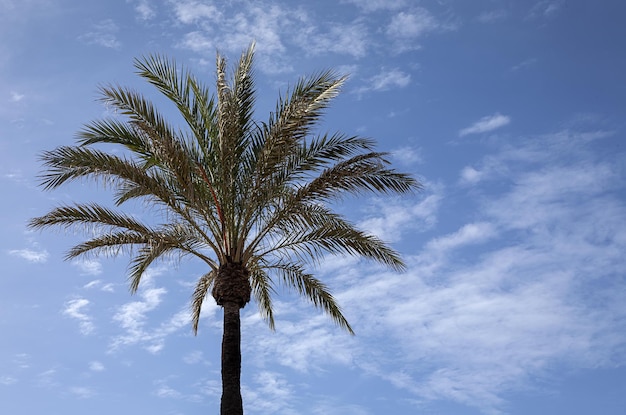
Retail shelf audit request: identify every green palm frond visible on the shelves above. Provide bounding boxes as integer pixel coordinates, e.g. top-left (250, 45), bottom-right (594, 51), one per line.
top-left (191, 270), bottom-right (216, 334)
top-left (249, 266), bottom-right (276, 330)
top-left (269, 262), bottom-right (354, 334)
top-left (66, 231), bottom-right (154, 259)
top-left (29, 203), bottom-right (152, 233)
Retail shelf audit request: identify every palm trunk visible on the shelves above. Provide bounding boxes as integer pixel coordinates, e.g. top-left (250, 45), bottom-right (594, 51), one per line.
top-left (213, 261), bottom-right (250, 415)
top-left (220, 300), bottom-right (244, 415)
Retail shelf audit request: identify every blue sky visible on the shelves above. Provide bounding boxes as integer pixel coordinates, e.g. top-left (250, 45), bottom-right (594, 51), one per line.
top-left (1, 0), bottom-right (625, 414)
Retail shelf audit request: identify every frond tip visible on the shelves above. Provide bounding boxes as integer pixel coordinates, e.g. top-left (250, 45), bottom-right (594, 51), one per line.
top-left (191, 271), bottom-right (216, 334)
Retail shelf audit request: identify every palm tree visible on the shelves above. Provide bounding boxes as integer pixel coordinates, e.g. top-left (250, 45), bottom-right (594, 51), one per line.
top-left (29, 43), bottom-right (420, 415)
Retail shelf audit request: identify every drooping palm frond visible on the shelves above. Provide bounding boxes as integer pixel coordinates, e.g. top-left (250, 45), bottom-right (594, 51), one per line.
top-left (248, 265), bottom-right (276, 330)
top-left (267, 262), bottom-right (354, 334)
top-left (191, 270), bottom-right (216, 334)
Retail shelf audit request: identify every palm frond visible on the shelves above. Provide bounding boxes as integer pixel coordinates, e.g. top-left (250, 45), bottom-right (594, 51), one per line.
top-left (297, 152), bottom-right (419, 202)
top-left (256, 205), bottom-right (405, 271)
top-left (191, 270), bottom-right (216, 334)
top-left (66, 230), bottom-right (153, 259)
top-left (268, 262), bottom-right (354, 334)
top-left (248, 264), bottom-right (276, 330)
top-left (29, 203), bottom-right (153, 234)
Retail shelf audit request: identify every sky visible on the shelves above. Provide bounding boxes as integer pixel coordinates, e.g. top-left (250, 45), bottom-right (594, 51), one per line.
top-left (1, 0), bottom-right (625, 414)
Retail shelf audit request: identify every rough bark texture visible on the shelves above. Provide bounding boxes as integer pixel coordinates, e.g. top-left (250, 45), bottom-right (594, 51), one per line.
top-left (213, 262), bottom-right (250, 415)
top-left (220, 301), bottom-right (243, 415)
top-left (212, 261), bottom-right (251, 307)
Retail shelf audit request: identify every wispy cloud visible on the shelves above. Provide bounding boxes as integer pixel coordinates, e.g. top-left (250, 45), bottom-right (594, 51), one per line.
top-left (426, 222), bottom-right (496, 252)
top-left (62, 298), bottom-right (95, 335)
top-left (385, 7), bottom-right (454, 52)
top-left (386, 8), bottom-right (439, 39)
top-left (109, 268), bottom-right (212, 353)
top-left (510, 58), bottom-right (538, 72)
top-left (8, 248), bottom-right (49, 263)
top-left (110, 282), bottom-right (167, 351)
top-left (358, 189), bottom-right (442, 243)
top-left (0, 375), bottom-right (17, 385)
top-left (343, 0), bottom-right (408, 12)
top-left (529, 0), bottom-right (564, 19)
top-left (356, 68), bottom-right (411, 95)
top-left (459, 113), bottom-right (511, 137)
top-left (83, 279), bottom-right (115, 292)
top-left (88, 361), bottom-right (105, 372)
top-left (128, 0), bottom-right (156, 20)
top-left (36, 368), bottom-right (58, 388)
top-left (169, 0), bottom-right (221, 25)
top-left (9, 91), bottom-right (24, 102)
top-left (296, 21), bottom-right (369, 59)
top-left (237, 127), bottom-right (626, 414)
top-left (477, 9), bottom-right (509, 23)
top-left (391, 146), bottom-right (422, 166)
top-left (173, 2), bottom-right (295, 73)
top-left (182, 350), bottom-right (207, 365)
top-left (242, 371), bottom-right (295, 414)
top-left (78, 19), bottom-right (121, 49)
top-left (69, 386), bottom-right (96, 399)
top-left (459, 165), bottom-right (483, 185)
top-left (72, 259), bottom-right (103, 276)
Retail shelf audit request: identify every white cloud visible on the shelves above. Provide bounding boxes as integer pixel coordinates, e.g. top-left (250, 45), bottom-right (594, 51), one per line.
top-left (78, 19), bottom-right (121, 49)
top-left (174, 3), bottom-right (295, 73)
top-left (89, 361), bottom-right (105, 372)
top-left (109, 267), bottom-right (209, 353)
top-left (73, 259), bottom-right (102, 276)
top-left (110, 284), bottom-right (167, 351)
top-left (178, 31), bottom-right (214, 53)
top-left (358, 190), bottom-right (442, 243)
top-left (129, 0), bottom-right (155, 20)
top-left (459, 113), bottom-right (511, 136)
top-left (510, 58), bottom-right (538, 72)
top-left (182, 350), bottom-right (205, 365)
top-left (242, 371), bottom-right (295, 414)
top-left (62, 298), bottom-right (94, 335)
top-left (459, 166), bottom-right (483, 185)
top-left (83, 279), bottom-right (115, 292)
top-left (83, 280), bottom-right (101, 289)
top-left (169, 0), bottom-right (221, 25)
top-left (0, 375), bottom-right (17, 385)
top-left (10, 91), bottom-right (24, 102)
top-left (300, 22), bottom-right (369, 58)
top-left (391, 146), bottom-right (422, 165)
top-left (69, 386), bottom-right (96, 398)
top-left (387, 8), bottom-right (439, 39)
top-left (477, 9), bottom-right (509, 23)
top-left (343, 0), bottom-right (407, 12)
top-left (243, 307), bottom-right (356, 373)
top-left (8, 248), bottom-right (49, 263)
top-left (426, 222), bottom-right (496, 252)
top-left (529, 0), bottom-right (564, 19)
top-left (154, 382), bottom-right (182, 399)
top-left (356, 68), bottom-right (411, 95)
top-left (36, 369), bottom-right (58, 388)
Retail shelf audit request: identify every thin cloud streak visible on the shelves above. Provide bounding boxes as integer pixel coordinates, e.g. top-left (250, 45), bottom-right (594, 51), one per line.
top-left (459, 113), bottom-right (511, 136)
top-left (8, 248), bottom-right (49, 263)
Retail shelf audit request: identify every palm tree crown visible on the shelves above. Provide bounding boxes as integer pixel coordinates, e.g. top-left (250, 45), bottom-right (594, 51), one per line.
top-left (30, 43), bottom-right (420, 414)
